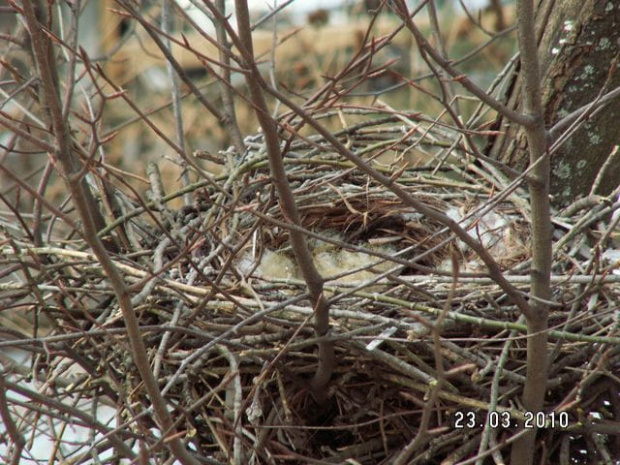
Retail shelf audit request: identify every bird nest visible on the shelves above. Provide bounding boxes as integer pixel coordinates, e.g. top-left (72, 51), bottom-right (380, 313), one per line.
top-left (2, 117), bottom-right (620, 464)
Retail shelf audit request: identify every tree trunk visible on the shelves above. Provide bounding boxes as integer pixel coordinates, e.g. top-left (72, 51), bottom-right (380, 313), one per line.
top-left (488, 0), bottom-right (620, 207)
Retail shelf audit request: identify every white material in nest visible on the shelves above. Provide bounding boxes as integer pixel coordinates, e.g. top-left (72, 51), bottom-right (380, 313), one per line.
top-left (446, 206), bottom-right (510, 251)
top-left (236, 250), bottom-right (298, 280)
top-left (441, 205), bottom-right (523, 272)
top-left (602, 249), bottom-right (620, 275)
top-left (240, 233), bottom-right (396, 284)
top-left (257, 250), bottom-right (298, 280)
top-left (314, 246), bottom-right (394, 283)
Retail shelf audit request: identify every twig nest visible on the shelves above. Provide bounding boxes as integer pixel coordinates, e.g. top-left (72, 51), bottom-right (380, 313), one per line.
top-left (6, 116), bottom-right (619, 464)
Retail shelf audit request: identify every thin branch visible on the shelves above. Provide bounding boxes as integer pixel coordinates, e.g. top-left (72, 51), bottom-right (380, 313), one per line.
top-left (0, 373), bottom-right (26, 465)
top-left (21, 2), bottom-right (200, 464)
top-left (510, 0), bottom-right (552, 463)
top-left (3, 378), bottom-right (135, 459)
top-left (117, 0), bottom-right (225, 124)
top-left (392, 0), bottom-right (534, 127)
top-left (18, 3), bottom-right (109, 240)
top-left (233, 0), bottom-right (335, 403)
top-left (212, 0), bottom-right (246, 154)
top-left (549, 86), bottom-right (620, 142)
top-left (162, 0), bottom-right (191, 204)
top-left (393, 253), bottom-right (458, 465)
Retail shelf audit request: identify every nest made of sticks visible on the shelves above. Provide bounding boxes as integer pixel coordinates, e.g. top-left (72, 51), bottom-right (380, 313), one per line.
top-left (2, 116), bottom-right (620, 464)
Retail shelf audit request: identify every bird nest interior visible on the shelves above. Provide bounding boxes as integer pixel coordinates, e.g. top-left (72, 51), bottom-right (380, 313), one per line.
top-left (2, 116), bottom-right (620, 464)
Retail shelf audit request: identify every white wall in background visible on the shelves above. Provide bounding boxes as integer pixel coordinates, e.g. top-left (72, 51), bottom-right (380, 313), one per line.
top-left (177, 0), bottom-right (494, 32)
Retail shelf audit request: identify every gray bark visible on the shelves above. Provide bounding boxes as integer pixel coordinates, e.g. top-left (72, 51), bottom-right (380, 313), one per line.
top-left (489, 0), bottom-right (620, 207)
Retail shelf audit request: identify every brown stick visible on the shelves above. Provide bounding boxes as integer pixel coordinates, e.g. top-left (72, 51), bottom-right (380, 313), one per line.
top-left (21, 2), bottom-right (200, 463)
top-left (233, 0), bottom-right (335, 403)
top-left (510, 0), bottom-right (552, 463)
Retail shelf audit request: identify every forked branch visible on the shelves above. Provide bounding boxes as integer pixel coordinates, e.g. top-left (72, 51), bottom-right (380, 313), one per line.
top-left (21, 2), bottom-right (200, 463)
top-left (233, 0), bottom-right (336, 403)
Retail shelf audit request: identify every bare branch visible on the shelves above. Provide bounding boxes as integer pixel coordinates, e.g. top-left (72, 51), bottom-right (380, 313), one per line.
top-left (20, 2), bottom-right (200, 463)
top-left (510, 0), bottom-right (552, 462)
top-left (392, 0), bottom-right (534, 127)
top-left (233, 0), bottom-right (335, 403)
